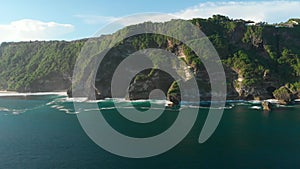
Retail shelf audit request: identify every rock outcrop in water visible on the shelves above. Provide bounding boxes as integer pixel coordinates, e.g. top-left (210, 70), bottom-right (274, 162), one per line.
top-left (262, 101), bottom-right (272, 111)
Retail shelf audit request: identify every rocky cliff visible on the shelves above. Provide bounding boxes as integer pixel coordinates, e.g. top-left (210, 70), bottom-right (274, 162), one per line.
top-left (0, 15), bottom-right (299, 103)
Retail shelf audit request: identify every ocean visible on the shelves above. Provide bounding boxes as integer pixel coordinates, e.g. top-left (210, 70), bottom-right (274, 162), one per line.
top-left (0, 94), bottom-right (300, 168)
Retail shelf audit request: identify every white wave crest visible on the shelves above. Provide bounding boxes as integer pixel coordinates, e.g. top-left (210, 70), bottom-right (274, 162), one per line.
top-left (248, 100), bottom-right (262, 104)
top-left (0, 106), bottom-right (26, 115)
top-left (265, 99), bottom-right (279, 104)
top-left (250, 106), bottom-right (261, 110)
top-left (59, 97), bottom-right (88, 103)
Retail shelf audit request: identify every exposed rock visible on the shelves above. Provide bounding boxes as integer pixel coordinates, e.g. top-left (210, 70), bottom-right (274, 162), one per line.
top-left (262, 101), bottom-right (272, 111)
top-left (126, 69), bottom-right (184, 105)
top-left (235, 86), bottom-right (274, 101)
top-left (231, 66), bottom-right (280, 101)
top-left (263, 69), bottom-right (270, 80)
top-left (17, 72), bottom-right (71, 92)
top-left (166, 101), bottom-right (175, 107)
top-left (167, 81), bottom-right (181, 105)
top-left (67, 88), bottom-right (72, 97)
top-left (168, 94), bottom-right (181, 106)
top-left (127, 69), bottom-right (174, 101)
top-left (127, 79), bottom-right (155, 100)
top-left (273, 86), bottom-right (294, 105)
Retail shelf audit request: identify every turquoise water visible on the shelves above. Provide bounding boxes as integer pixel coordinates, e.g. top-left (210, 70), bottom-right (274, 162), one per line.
top-left (0, 94), bottom-right (300, 168)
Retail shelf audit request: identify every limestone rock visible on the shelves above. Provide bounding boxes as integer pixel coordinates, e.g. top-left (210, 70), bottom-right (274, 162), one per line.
top-left (262, 101), bottom-right (272, 111)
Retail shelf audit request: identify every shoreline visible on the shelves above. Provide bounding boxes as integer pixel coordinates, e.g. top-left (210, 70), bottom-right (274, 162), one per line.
top-left (0, 91), bottom-right (67, 96)
top-left (0, 90), bottom-right (17, 93)
top-left (0, 90), bottom-right (299, 104)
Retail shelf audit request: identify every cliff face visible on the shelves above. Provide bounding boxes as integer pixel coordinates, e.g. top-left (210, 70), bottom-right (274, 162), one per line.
top-left (17, 72), bottom-right (71, 92)
top-left (0, 15), bottom-right (299, 101)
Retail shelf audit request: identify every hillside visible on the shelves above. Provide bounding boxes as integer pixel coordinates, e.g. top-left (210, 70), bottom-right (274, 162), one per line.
top-left (0, 40), bottom-right (85, 92)
top-left (0, 15), bottom-right (299, 102)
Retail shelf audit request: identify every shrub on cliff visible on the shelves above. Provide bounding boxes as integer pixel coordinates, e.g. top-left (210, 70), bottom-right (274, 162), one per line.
top-left (273, 86), bottom-right (293, 104)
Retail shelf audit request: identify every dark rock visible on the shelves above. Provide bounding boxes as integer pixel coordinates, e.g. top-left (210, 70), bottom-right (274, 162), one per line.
top-left (127, 69), bottom-right (174, 101)
top-left (67, 88), bottom-right (72, 97)
top-left (167, 81), bottom-right (181, 105)
top-left (127, 79), bottom-right (155, 100)
top-left (168, 94), bottom-right (181, 105)
top-left (17, 72), bottom-right (71, 92)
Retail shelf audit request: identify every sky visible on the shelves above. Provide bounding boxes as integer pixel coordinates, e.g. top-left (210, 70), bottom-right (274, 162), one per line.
top-left (0, 0), bottom-right (300, 43)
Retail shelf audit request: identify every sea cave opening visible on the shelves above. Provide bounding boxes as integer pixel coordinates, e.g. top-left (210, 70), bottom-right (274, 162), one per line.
top-left (266, 86), bottom-right (276, 98)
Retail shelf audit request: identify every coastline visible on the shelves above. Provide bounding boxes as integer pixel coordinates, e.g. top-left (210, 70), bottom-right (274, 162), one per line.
top-left (0, 90), bottom-right (298, 105)
top-left (0, 90), bottom-right (67, 97)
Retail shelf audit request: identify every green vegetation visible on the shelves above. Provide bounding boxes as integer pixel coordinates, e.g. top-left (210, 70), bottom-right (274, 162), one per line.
top-left (291, 82), bottom-right (300, 92)
top-left (167, 81), bottom-right (180, 96)
top-left (242, 25), bottom-right (263, 45)
top-left (224, 50), bottom-right (264, 86)
top-left (134, 69), bottom-right (157, 82)
top-left (0, 40), bottom-right (85, 91)
top-left (0, 15), bottom-right (299, 97)
top-left (278, 48), bottom-right (300, 77)
top-left (273, 86), bottom-right (293, 103)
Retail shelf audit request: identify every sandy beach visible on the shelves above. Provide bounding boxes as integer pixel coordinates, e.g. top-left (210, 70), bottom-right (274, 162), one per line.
top-left (0, 90), bottom-right (67, 96)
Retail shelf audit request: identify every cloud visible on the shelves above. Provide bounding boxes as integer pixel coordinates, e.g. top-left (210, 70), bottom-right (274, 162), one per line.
top-left (75, 14), bottom-right (119, 24)
top-left (76, 13), bottom-right (177, 35)
top-left (174, 1), bottom-right (300, 23)
top-left (0, 19), bottom-right (74, 43)
top-left (3, 1), bottom-right (298, 42)
top-left (78, 1), bottom-right (300, 28)
top-left (76, 13), bottom-right (176, 26)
